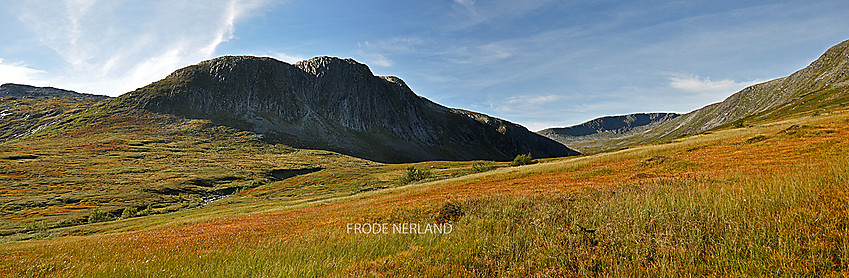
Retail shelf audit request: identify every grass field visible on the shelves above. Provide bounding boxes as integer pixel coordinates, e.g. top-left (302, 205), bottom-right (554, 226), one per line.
top-left (1, 102), bottom-right (848, 276)
top-left (0, 106), bottom-right (508, 240)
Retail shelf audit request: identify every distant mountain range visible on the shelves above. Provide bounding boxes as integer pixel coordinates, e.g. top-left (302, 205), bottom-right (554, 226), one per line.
top-left (538, 113), bottom-right (678, 152)
top-left (0, 83), bottom-right (107, 99)
top-left (540, 39), bottom-right (849, 154)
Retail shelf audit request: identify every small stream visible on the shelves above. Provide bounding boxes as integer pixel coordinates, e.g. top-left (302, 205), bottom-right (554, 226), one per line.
top-left (199, 195), bottom-right (231, 206)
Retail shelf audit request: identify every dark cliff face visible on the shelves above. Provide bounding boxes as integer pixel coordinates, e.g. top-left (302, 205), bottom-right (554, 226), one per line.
top-left (116, 56), bottom-right (580, 163)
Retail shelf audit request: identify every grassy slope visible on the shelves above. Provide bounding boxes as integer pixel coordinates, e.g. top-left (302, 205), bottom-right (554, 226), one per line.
top-left (560, 39), bottom-right (849, 154)
top-left (1, 104), bottom-right (847, 276)
top-left (0, 96), bottom-right (106, 142)
top-left (0, 99), bottom-right (503, 238)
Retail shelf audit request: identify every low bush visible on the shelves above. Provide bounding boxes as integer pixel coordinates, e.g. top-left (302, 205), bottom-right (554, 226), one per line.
top-left (399, 166), bottom-right (432, 184)
top-left (121, 207), bottom-right (138, 219)
top-left (88, 207), bottom-right (108, 223)
top-left (470, 161), bottom-right (497, 173)
top-left (509, 153), bottom-right (535, 166)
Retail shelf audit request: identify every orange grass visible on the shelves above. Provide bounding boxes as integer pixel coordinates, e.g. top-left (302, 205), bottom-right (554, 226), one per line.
top-left (1, 110), bottom-right (848, 276)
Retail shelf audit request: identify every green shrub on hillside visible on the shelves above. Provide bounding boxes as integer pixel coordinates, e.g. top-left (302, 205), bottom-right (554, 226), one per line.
top-left (88, 207), bottom-right (108, 223)
top-left (509, 153), bottom-right (535, 166)
top-left (140, 204), bottom-right (154, 216)
top-left (470, 161), bottom-right (497, 173)
top-left (121, 207), bottom-right (138, 219)
top-left (400, 166), bottom-right (432, 184)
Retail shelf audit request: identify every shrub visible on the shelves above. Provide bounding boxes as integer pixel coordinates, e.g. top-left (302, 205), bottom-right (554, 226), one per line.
top-left (509, 153), bottom-right (535, 166)
top-left (88, 207), bottom-right (108, 223)
top-left (140, 204), bottom-right (154, 216)
top-left (121, 207), bottom-right (138, 219)
top-left (435, 202), bottom-right (464, 224)
top-left (745, 135), bottom-right (769, 144)
top-left (400, 166), bottom-right (432, 184)
top-left (24, 220), bottom-right (49, 233)
top-left (470, 161), bottom-right (497, 173)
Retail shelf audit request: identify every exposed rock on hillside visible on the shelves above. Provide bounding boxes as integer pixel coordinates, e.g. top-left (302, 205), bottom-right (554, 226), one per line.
top-left (116, 56), bottom-right (580, 163)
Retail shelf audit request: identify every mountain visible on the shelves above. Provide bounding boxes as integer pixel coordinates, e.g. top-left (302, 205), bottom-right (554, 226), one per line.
top-left (0, 84), bottom-right (110, 141)
top-left (0, 83), bottom-right (107, 99)
top-left (537, 113), bottom-right (679, 153)
top-left (541, 39), bottom-right (849, 154)
top-left (111, 56), bottom-right (579, 163)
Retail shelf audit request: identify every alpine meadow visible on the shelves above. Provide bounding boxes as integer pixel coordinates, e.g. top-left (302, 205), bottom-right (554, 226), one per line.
top-left (1, 1), bottom-right (848, 277)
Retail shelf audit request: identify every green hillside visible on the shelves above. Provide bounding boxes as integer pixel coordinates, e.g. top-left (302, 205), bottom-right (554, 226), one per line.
top-left (543, 39), bottom-right (849, 154)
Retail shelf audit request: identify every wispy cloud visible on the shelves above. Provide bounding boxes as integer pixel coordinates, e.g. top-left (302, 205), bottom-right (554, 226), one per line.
top-left (668, 73), bottom-right (762, 94)
top-left (361, 52), bottom-right (394, 67)
top-left (448, 0), bottom-right (556, 29)
top-left (267, 51), bottom-right (305, 64)
top-left (505, 94), bottom-right (559, 105)
top-left (356, 41), bottom-right (396, 67)
top-left (14, 0), bottom-right (272, 96)
top-left (454, 0), bottom-right (476, 12)
top-left (0, 58), bottom-right (47, 86)
top-left (491, 94), bottom-right (562, 117)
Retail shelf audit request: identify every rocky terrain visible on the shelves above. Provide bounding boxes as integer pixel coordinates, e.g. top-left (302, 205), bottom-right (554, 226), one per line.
top-left (113, 56), bottom-right (579, 163)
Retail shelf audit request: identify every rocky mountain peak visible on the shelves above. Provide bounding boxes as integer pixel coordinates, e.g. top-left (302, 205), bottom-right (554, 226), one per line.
top-left (119, 55), bottom-right (579, 163)
top-left (295, 56), bottom-right (374, 78)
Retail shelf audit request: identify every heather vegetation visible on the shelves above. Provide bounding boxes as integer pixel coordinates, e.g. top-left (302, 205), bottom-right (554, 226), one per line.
top-left (2, 105), bottom-right (848, 277)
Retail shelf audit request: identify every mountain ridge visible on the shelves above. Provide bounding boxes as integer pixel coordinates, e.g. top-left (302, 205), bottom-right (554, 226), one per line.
top-left (0, 83), bottom-right (108, 100)
top-left (540, 38), bottom-right (849, 154)
top-left (112, 55), bottom-right (580, 163)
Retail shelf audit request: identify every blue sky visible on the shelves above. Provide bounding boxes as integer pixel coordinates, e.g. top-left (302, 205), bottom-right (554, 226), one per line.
top-left (1, 1), bottom-right (847, 130)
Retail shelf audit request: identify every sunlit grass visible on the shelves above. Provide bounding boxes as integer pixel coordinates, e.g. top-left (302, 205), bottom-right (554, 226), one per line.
top-left (2, 106), bottom-right (849, 276)
top-left (15, 156), bottom-right (845, 277)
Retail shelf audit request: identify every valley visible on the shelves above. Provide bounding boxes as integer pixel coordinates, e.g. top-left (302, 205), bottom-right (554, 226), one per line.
top-left (0, 39), bottom-right (848, 277)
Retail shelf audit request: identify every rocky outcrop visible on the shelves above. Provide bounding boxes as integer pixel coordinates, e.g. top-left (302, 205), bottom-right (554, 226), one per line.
top-left (116, 56), bottom-right (580, 163)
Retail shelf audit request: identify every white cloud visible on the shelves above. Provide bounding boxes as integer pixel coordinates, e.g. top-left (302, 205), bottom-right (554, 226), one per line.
top-left (448, 0), bottom-right (556, 29)
top-left (0, 58), bottom-right (47, 86)
top-left (491, 94), bottom-right (562, 117)
top-left (268, 51), bottom-right (305, 64)
top-left (454, 0), bottom-right (477, 14)
top-left (505, 94), bottom-right (559, 105)
top-left (668, 73), bottom-right (762, 94)
top-left (355, 43), bottom-right (394, 67)
top-left (364, 53), bottom-right (394, 67)
top-left (14, 0), bottom-right (272, 96)
top-left (523, 121), bottom-right (563, 132)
